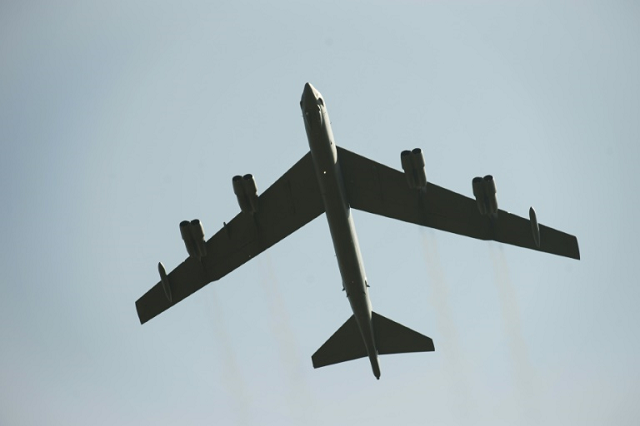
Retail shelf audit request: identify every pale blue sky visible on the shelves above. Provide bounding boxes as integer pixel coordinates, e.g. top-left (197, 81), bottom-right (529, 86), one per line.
top-left (1, 1), bottom-right (639, 425)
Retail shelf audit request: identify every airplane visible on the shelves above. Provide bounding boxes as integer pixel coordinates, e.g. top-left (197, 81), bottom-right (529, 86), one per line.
top-left (136, 82), bottom-right (580, 380)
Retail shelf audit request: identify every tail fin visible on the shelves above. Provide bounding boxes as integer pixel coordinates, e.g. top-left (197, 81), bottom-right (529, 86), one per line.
top-left (312, 315), bottom-right (367, 368)
top-left (372, 312), bottom-right (435, 355)
top-left (311, 312), bottom-right (434, 369)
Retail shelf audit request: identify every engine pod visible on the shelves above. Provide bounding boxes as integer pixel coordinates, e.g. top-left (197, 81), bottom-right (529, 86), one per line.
top-left (411, 148), bottom-right (427, 190)
top-left (400, 150), bottom-right (415, 188)
top-left (483, 175), bottom-right (498, 215)
top-left (180, 220), bottom-right (198, 258)
top-left (472, 177), bottom-right (486, 215)
top-left (190, 219), bottom-right (207, 257)
top-left (242, 174), bottom-right (259, 213)
top-left (233, 175), bottom-right (251, 213)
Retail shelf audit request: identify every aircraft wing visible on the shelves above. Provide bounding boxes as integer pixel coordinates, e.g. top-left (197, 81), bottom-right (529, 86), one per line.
top-left (136, 152), bottom-right (324, 324)
top-left (338, 147), bottom-right (580, 260)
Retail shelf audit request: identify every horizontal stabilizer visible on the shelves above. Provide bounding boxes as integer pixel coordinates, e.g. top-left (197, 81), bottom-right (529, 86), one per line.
top-left (312, 313), bottom-right (435, 370)
top-left (372, 312), bottom-right (435, 355)
top-left (312, 315), bottom-right (367, 368)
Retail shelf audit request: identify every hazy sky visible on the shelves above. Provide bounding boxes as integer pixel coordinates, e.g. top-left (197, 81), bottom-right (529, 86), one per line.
top-left (1, 1), bottom-right (639, 425)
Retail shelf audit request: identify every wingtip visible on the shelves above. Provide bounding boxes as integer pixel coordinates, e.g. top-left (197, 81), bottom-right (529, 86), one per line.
top-left (135, 296), bottom-right (154, 325)
top-left (135, 299), bottom-right (145, 325)
top-left (573, 236), bottom-right (581, 260)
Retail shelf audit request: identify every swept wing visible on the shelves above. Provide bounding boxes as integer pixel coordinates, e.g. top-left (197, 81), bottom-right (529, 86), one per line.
top-left (338, 147), bottom-right (579, 260)
top-left (136, 152), bottom-right (324, 324)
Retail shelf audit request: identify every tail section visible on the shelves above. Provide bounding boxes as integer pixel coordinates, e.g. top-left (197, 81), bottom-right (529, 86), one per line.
top-left (312, 315), bottom-right (367, 369)
top-left (372, 312), bottom-right (435, 355)
top-left (311, 312), bottom-right (435, 376)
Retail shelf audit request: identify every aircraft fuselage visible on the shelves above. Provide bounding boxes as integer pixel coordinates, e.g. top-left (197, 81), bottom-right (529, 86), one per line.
top-left (300, 83), bottom-right (380, 379)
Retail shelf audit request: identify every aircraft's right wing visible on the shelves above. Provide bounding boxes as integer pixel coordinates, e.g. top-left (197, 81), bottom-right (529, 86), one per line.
top-left (136, 152), bottom-right (325, 324)
top-left (338, 147), bottom-right (579, 260)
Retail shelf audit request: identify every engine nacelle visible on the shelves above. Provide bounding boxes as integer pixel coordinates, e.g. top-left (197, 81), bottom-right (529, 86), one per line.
top-left (180, 220), bottom-right (198, 258)
top-left (242, 174), bottom-right (259, 213)
top-left (189, 219), bottom-right (207, 257)
top-left (411, 148), bottom-right (428, 189)
top-left (401, 150), bottom-right (415, 188)
top-left (233, 175), bottom-right (251, 213)
top-left (180, 219), bottom-right (207, 259)
top-left (472, 177), bottom-right (486, 215)
top-left (483, 175), bottom-right (498, 215)
top-left (232, 174), bottom-right (259, 214)
top-left (471, 175), bottom-right (498, 216)
top-left (400, 148), bottom-right (428, 190)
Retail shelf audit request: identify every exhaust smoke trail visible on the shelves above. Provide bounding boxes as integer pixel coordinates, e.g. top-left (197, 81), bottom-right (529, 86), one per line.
top-left (208, 291), bottom-right (252, 426)
top-left (258, 253), bottom-right (314, 424)
top-left (488, 244), bottom-right (539, 422)
top-left (420, 228), bottom-right (471, 419)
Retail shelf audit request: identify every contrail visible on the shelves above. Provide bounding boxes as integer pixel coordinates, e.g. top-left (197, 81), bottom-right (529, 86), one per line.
top-left (488, 243), bottom-right (539, 422)
top-left (420, 228), bottom-right (471, 419)
top-left (258, 252), bottom-right (314, 424)
top-left (207, 291), bottom-right (252, 426)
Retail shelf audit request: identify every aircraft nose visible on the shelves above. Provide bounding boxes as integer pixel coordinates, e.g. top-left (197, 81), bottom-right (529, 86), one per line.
top-left (303, 82), bottom-right (316, 98)
top-left (301, 82), bottom-right (319, 109)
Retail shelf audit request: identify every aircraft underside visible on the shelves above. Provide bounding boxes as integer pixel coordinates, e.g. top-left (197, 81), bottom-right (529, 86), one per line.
top-left (135, 82), bottom-right (580, 379)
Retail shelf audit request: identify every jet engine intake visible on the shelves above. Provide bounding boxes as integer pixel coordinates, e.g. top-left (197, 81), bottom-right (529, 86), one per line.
top-left (189, 219), bottom-right (207, 257)
top-left (180, 219), bottom-right (207, 259)
top-left (242, 174), bottom-right (259, 213)
top-left (233, 175), bottom-right (251, 213)
top-left (483, 175), bottom-right (498, 215)
top-left (472, 177), bottom-right (486, 215)
top-left (471, 175), bottom-right (499, 216)
top-left (401, 150), bottom-right (415, 188)
top-left (180, 220), bottom-right (198, 258)
top-left (400, 148), bottom-right (428, 190)
top-left (232, 174), bottom-right (259, 214)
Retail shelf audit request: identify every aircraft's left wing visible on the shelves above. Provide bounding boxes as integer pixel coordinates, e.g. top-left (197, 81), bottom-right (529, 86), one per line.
top-left (136, 152), bottom-right (324, 324)
top-left (338, 147), bottom-right (579, 260)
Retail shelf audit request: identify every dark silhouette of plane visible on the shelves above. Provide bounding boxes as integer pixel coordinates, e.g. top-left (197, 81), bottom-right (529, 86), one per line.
top-left (136, 83), bottom-right (579, 379)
